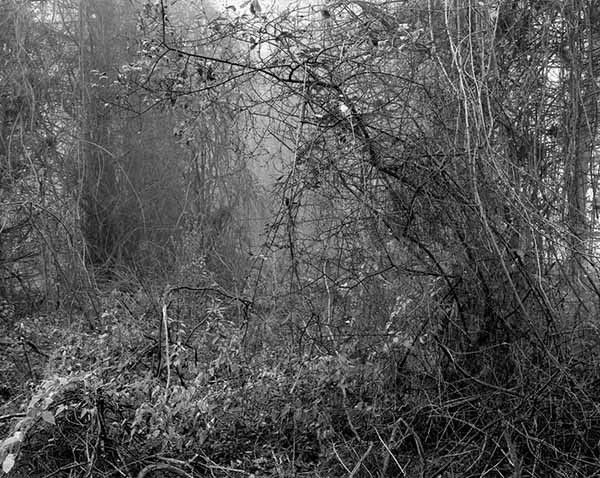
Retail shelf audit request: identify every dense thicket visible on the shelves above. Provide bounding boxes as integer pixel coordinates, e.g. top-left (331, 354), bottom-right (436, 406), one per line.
top-left (2, 1), bottom-right (600, 477)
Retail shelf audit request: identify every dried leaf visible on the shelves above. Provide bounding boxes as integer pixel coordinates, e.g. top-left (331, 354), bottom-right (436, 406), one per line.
top-left (41, 411), bottom-right (56, 425)
top-left (250, 0), bottom-right (261, 15)
top-left (2, 453), bottom-right (16, 473)
top-left (1, 431), bottom-right (24, 449)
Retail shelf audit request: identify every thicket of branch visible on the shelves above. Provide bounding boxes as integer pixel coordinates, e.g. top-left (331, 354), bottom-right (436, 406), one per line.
top-left (2, 1), bottom-right (600, 477)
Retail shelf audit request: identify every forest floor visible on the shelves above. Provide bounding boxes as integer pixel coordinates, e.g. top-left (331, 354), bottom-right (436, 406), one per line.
top-left (1, 291), bottom-right (600, 477)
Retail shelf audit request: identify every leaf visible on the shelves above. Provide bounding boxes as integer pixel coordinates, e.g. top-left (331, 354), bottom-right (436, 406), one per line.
top-left (250, 0), bottom-right (261, 15)
top-left (41, 411), bottom-right (55, 425)
top-left (198, 429), bottom-right (209, 445)
top-left (2, 453), bottom-right (15, 473)
top-left (27, 406), bottom-right (41, 418)
top-left (1, 431), bottom-right (24, 449)
top-left (280, 403), bottom-right (291, 419)
top-left (230, 362), bottom-right (239, 375)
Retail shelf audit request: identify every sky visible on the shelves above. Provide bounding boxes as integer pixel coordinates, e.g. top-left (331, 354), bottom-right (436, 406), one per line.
top-left (208, 0), bottom-right (319, 16)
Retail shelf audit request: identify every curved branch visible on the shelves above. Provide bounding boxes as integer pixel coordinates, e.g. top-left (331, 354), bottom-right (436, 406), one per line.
top-left (136, 463), bottom-right (195, 478)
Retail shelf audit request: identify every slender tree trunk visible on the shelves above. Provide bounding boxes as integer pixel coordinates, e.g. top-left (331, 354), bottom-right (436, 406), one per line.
top-left (564, 1), bottom-right (597, 277)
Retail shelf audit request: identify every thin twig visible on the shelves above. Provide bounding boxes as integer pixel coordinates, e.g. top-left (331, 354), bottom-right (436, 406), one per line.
top-left (21, 340), bottom-right (34, 380)
top-left (0, 413), bottom-right (26, 421)
top-left (349, 442), bottom-right (373, 478)
top-left (332, 443), bottom-right (352, 474)
top-left (375, 424), bottom-right (406, 476)
top-left (161, 300), bottom-right (170, 402)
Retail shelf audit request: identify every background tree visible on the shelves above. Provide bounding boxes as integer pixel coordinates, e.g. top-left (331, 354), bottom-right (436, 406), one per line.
top-left (0, 0), bottom-right (78, 308)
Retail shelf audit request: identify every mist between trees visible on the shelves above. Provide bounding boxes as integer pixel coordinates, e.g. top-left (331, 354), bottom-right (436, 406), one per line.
top-left (1, 1), bottom-right (600, 477)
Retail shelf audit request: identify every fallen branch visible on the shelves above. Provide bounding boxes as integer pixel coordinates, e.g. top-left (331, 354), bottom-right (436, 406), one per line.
top-left (136, 464), bottom-right (194, 478)
top-left (0, 413), bottom-right (26, 422)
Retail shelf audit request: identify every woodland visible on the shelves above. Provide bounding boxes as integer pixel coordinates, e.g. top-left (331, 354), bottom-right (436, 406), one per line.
top-left (1, 0), bottom-right (600, 476)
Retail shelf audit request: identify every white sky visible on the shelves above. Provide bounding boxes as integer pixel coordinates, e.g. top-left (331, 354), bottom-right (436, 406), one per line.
top-left (208, 0), bottom-right (319, 16)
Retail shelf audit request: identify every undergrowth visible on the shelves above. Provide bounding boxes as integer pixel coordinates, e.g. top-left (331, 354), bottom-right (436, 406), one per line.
top-left (2, 289), bottom-right (600, 478)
